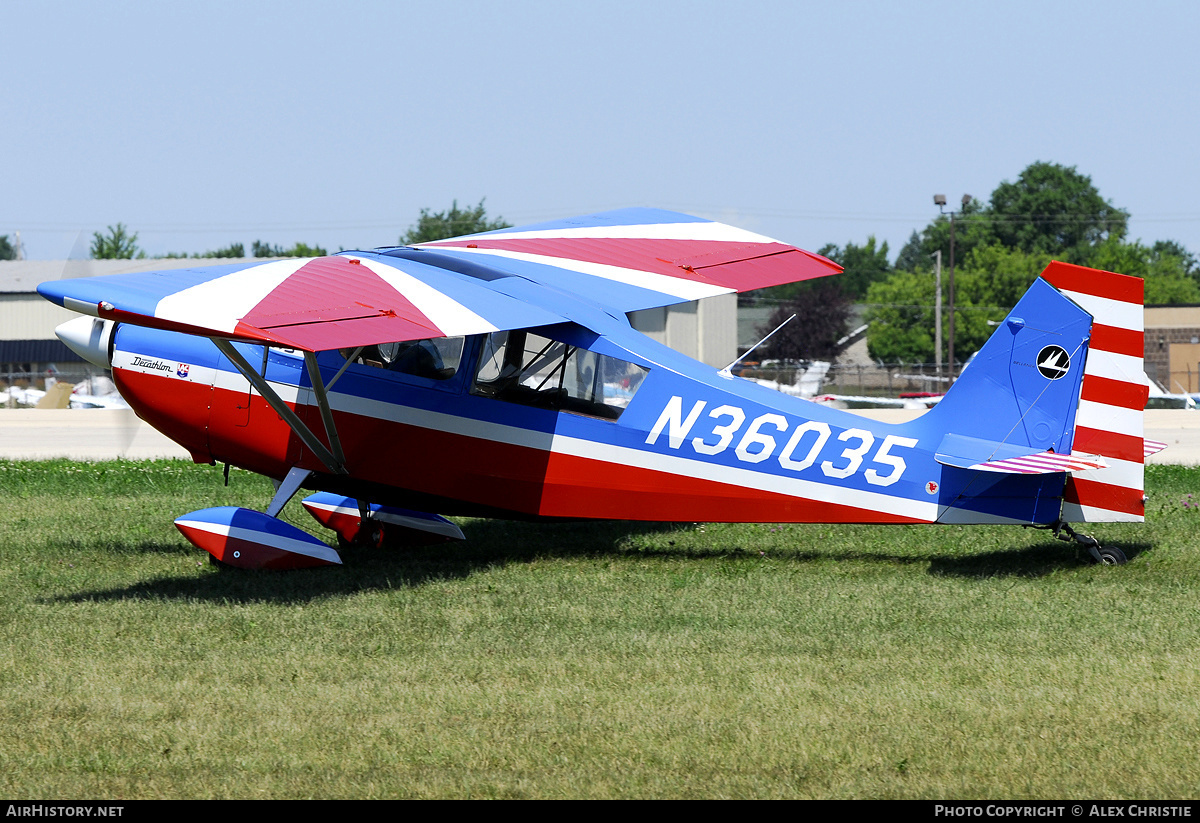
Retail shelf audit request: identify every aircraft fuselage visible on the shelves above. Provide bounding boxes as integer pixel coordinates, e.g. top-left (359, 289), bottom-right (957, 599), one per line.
top-left (109, 314), bottom-right (1071, 527)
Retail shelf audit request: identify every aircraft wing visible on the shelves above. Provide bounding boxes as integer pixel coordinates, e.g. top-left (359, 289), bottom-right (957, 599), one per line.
top-left (38, 254), bottom-right (568, 352)
top-left (403, 207), bottom-right (842, 314)
top-left (38, 209), bottom-right (840, 352)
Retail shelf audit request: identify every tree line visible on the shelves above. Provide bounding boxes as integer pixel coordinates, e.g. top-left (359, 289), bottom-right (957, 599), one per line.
top-left (9, 174), bottom-right (1194, 367)
top-left (85, 223), bottom-right (331, 262)
top-left (751, 162), bottom-right (1198, 364)
top-left (55, 199), bottom-right (509, 264)
top-left (0, 200), bottom-right (504, 262)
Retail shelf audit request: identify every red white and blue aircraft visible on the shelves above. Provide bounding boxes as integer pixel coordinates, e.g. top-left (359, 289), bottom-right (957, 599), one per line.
top-left (40, 208), bottom-right (1160, 568)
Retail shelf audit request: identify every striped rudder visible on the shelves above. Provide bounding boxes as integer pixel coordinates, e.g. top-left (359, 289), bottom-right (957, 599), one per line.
top-left (1042, 262), bottom-right (1148, 523)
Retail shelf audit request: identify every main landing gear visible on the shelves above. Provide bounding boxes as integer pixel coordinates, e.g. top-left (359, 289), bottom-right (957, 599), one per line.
top-left (301, 491), bottom-right (465, 552)
top-left (175, 469), bottom-right (466, 570)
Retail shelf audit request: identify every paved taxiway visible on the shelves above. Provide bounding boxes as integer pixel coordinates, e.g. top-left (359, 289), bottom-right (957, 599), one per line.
top-left (2, 409), bottom-right (1198, 464)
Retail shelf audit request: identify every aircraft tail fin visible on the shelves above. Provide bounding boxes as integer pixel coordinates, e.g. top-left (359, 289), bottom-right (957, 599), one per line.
top-left (925, 262), bottom-right (1146, 523)
top-left (1042, 262), bottom-right (1147, 522)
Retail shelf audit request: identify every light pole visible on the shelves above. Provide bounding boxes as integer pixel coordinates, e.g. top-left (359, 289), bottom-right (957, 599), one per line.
top-left (933, 193), bottom-right (971, 382)
top-left (931, 250), bottom-right (942, 381)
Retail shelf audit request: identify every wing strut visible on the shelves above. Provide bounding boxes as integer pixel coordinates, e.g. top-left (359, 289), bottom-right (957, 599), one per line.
top-left (304, 351), bottom-right (347, 469)
top-left (267, 466), bottom-right (313, 517)
top-left (210, 339), bottom-right (347, 475)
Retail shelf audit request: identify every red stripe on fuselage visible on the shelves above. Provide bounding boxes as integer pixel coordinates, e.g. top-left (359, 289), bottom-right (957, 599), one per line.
top-left (316, 401), bottom-right (922, 523)
top-left (117, 367), bottom-right (304, 475)
top-left (538, 449), bottom-right (925, 523)
top-left (120, 367), bottom-right (925, 524)
top-left (114, 367), bottom-right (214, 463)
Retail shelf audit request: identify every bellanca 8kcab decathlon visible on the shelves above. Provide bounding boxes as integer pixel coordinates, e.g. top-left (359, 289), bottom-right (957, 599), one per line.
top-left (39, 208), bottom-right (1161, 569)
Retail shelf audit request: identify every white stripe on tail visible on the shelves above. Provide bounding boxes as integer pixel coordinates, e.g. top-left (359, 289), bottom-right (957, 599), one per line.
top-left (1042, 262), bottom-right (1148, 523)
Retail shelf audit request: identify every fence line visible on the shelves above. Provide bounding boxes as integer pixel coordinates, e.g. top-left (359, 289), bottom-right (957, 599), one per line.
top-left (736, 362), bottom-right (953, 396)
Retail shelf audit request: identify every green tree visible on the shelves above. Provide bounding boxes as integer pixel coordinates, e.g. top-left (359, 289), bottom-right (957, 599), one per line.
top-left (744, 236), bottom-right (891, 307)
top-left (1150, 240), bottom-right (1198, 280)
top-left (865, 246), bottom-right (1053, 363)
top-left (755, 279), bottom-right (852, 361)
top-left (892, 230), bottom-right (924, 272)
top-left (252, 240), bottom-right (327, 258)
top-left (282, 242), bottom-right (327, 257)
top-left (893, 196), bottom-right (993, 273)
top-left (400, 199), bottom-right (510, 245)
top-left (90, 223), bottom-right (145, 259)
top-left (863, 271), bottom-right (938, 362)
top-left (869, 162), bottom-right (1195, 362)
top-left (164, 242), bottom-right (246, 259)
top-left (989, 162), bottom-right (1128, 259)
top-left (816, 236), bottom-right (892, 300)
top-left (958, 244), bottom-right (1053, 309)
top-left (199, 242), bottom-right (246, 258)
top-left (0, 235), bottom-right (15, 261)
top-left (1089, 238), bottom-right (1200, 304)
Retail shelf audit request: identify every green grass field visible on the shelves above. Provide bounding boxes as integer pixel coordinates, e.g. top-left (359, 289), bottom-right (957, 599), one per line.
top-left (1, 459), bottom-right (1198, 799)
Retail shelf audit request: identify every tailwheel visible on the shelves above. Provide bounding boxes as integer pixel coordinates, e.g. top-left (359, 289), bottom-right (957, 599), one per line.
top-left (1035, 519), bottom-right (1127, 566)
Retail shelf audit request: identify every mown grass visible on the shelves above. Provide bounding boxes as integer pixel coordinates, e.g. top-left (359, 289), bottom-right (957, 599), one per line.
top-left (1, 459), bottom-right (1198, 798)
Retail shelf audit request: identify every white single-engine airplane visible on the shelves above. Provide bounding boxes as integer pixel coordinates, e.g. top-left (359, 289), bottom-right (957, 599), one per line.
top-left (41, 208), bottom-right (1161, 568)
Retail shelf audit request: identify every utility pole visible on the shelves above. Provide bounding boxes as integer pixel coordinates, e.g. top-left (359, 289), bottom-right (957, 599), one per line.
top-left (933, 194), bottom-right (971, 382)
top-left (931, 250), bottom-right (942, 381)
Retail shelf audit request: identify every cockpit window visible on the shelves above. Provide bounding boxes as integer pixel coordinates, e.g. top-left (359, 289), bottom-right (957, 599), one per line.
top-left (340, 337), bottom-right (464, 381)
top-left (471, 330), bottom-right (648, 419)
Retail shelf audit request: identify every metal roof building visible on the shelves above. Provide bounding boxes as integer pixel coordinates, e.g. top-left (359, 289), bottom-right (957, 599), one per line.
top-left (0, 259), bottom-right (265, 383)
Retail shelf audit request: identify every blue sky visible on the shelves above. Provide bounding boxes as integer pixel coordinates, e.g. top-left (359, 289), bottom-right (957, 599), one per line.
top-left (4, 0), bottom-right (1198, 261)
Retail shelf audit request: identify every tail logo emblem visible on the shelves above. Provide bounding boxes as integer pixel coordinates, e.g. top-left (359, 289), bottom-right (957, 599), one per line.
top-left (1036, 345), bottom-right (1071, 380)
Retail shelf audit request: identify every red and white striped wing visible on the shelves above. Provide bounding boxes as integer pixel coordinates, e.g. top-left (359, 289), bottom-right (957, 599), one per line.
top-left (41, 209), bottom-right (841, 352)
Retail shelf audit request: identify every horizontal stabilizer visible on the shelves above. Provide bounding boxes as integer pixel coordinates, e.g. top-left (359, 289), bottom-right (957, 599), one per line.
top-left (936, 433), bottom-right (1107, 474)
